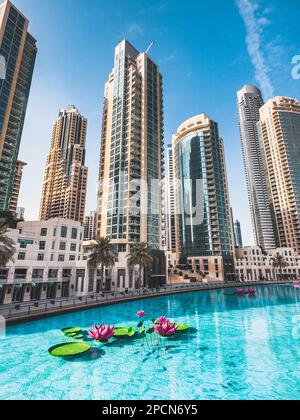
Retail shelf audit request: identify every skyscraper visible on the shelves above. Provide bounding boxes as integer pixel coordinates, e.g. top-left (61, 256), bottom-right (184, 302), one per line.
top-left (173, 114), bottom-right (235, 281)
top-left (0, 1), bottom-right (37, 211)
top-left (166, 145), bottom-right (176, 252)
top-left (258, 97), bottom-right (300, 254)
top-left (237, 85), bottom-right (277, 250)
top-left (39, 106), bottom-right (88, 224)
top-left (83, 211), bottom-right (98, 241)
top-left (234, 219), bottom-right (243, 248)
top-left (97, 39), bottom-right (164, 252)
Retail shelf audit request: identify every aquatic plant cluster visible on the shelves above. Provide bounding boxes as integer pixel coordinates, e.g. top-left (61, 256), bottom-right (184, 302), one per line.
top-left (48, 311), bottom-right (189, 358)
top-left (235, 288), bottom-right (257, 296)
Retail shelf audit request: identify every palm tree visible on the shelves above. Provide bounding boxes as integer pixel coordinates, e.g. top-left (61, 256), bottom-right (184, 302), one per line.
top-left (127, 243), bottom-right (153, 289)
top-left (87, 237), bottom-right (117, 291)
top-left (272, 254), bottom-right (289, 280)
top-left (0, 219), bottom-right (16, 267)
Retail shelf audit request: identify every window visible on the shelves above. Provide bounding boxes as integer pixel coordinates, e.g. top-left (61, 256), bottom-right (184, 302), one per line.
top-left (71, 228), bottom-right (78, 239)
top-left (48, 269), bottom-right (58, 279)
top-left (37, 254), bottom-right (44, 261)
top-left (18, 252), bottom-right (26, 260)
top-left (59, 242), bottom-right (66, 251)
top-left (32, 269), bottom-right (43, 279)
top-left (39, 241), bottom-right (46, 251)
top-left (40, 228), bottom-right (47, 237)
top-left (70, 243), bottom-right (77, 252)
top-left (69, 255), bottom-right (76, 261)
top-left (53, 228), bottom-right (57, 237)
top-left (58, 255), bottom-right (65, 262)
top-left (61, 226), bottom-right (68, 238)
top-left (18, 239), bottom-right (33, 249)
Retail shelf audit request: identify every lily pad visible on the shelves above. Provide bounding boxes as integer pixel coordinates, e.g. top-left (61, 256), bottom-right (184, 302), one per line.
top-left (176, 324), bottom-right (190, 333)
top-left (114, 327), bottom-right (137, 338)
top-left (73, 334), bottom-right (84, 340)
top-left (61, 327), bottom-right (82, 336)
top-left (48, 342), bottom-right (91, 358)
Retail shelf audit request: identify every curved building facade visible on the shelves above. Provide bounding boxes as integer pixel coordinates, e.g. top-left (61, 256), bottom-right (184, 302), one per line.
top-left (173, 115), bottom-right (234, 265)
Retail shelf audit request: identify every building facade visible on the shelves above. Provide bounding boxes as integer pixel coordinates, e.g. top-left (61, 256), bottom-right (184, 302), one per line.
top-left (0, 218), bottom-right (166, 305)
top-left (237, 85), bottom-right (277, 250)
top-left (258, 96), bottom-right (300, 254)
top-left (235, 246), bottom-right (300, 282)
top-left (97, 39), bottom-right (164, 253)
top-left (0, 1), bottom-right (37, 211)
top-left (9, 160), bottom-right (26, 214)
top-left (173, 114), bottom-right (235, 281)
top-left (83, 211), bottom-right (98, 241)
top-left (0, 219), bottom-right (84, 304)
top-left (39, 106), bottom-right (88, 224)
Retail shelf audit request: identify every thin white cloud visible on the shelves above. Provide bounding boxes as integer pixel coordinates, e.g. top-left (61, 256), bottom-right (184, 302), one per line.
top-left (236, 0), bottom-right (275, 99)
top-left (127, 23), bottom-right (143, 36)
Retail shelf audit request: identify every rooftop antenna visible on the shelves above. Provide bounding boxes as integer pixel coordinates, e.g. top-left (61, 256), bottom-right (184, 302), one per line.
top-left (145, 41), bottom-right (154, 55)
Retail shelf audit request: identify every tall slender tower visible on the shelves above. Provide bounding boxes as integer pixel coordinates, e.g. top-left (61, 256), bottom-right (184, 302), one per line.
top-left (0, 0), bottom-right (37, 211)
top-left (166, 145), bottom-right (176, 252)
top-left (258, 97), bottom-right (300, 254)
top-left (237, 85), bottom-right (277, 249)
top-left (97, 39), bottom-right (164, 252)
top-left (173, 114), bottom-right (235, 281)
top-left (234, 220), bottom-right (243, 248)
top-left (39, 106), bottom-right (88, 224)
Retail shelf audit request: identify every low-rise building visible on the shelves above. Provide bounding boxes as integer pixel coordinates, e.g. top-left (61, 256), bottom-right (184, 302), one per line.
top-left (0, 219), bottom-right (84, 304)
top-left (0, 218), bottom-right (167, 305)
top-left (235, 246), bottom-right (300, 282)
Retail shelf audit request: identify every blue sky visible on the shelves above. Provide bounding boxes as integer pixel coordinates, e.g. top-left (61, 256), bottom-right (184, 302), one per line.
top-left (14, 0), bottom-right (300, 245)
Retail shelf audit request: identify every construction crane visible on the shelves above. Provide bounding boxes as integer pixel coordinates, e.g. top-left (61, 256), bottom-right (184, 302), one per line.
top-left (145, 41), bottom-right (155, 55)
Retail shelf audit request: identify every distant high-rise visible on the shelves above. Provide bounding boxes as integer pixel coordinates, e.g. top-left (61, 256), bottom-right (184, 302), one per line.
top-left (83, 211), bottom-right (98, 241)
top-left (39, 106), bottom-right (88, 224)
top-left (234, 220), bottom-right (243, 248)
top-left (173, 115), bottom-right (235, 281)
top-left (258, 97), bottom-right (300, 254)
top-left (0, 1), bottom-right (37, 211)
top-left (166, 145), bottom-right (176, 252)
top-left (237, 85), bottom-right (277, 250)
top-left (97, 39), bottom-right (164, 252)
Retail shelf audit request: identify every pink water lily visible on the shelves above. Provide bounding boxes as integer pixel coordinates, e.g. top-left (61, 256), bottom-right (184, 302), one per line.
top-left (87, 325), bottom-right (115, 342)
top-left (153, 319), bottom-right (178, 337)
top-left (248, 288), bottom-right (256, 294)
top-left (156, 317), bottom-right (167, 325)
top-left (236, 288), bottom-right (246, 294)
top-left (137, 311), bottom-right (145, 318)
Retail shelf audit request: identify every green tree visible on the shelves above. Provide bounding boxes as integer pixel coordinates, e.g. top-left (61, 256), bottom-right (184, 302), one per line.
top-left (87, 237), bottom-right (117, 291)
top-left (0, 211), bottom-right (18, 228)
top-left (127, 243), bottom-right (153, 289)
top-left (272, 254), bottom-right (289, 280)
top-left (0, 219), bottom-right (16, 267)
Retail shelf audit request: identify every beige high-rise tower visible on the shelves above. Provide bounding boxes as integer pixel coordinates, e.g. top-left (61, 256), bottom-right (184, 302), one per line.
top-left (258, 97), bottom-right (300, 254)
top-left (97, 40), bottom-right (164, 252)
top-left (40, 106), bottom-right (88, 224)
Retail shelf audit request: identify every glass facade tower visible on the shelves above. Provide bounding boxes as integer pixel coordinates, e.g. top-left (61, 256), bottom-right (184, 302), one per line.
top-left (237, 85), bottom-right (277, 250)
top-left (0, 1), bottom-right (37, 211)
top-left (173, 115), bottom-right (234, 260)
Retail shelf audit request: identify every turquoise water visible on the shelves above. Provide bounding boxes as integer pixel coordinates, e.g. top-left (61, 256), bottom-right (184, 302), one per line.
top-left (1, 284), bottom-right (300, 400)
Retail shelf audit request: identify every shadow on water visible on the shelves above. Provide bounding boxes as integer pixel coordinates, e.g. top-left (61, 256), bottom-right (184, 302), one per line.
top-left (62, 347), bottom-right (106, 362)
